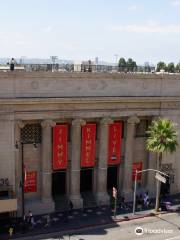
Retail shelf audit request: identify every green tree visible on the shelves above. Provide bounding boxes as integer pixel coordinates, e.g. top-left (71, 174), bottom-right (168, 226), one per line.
top-left (118, 58), bottom-right (126, 72)
top-left (146, 118), bottom-right (178, 211)
top-left (175, 63), bottom-right (180, 73)
top-left (167, 62), bottom-right (175, 73)
top-left (156, 61), bottom-right (167, 72)
top-left (126, 58), bottom-right (137, 72)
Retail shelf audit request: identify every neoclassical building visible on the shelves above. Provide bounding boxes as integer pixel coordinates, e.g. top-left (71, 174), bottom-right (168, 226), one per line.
top-left (0, 72), bottom-right (180, 216)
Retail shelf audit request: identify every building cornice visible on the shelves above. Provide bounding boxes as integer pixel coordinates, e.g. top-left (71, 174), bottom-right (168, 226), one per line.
top-left (1, 96), bottom-right (180, 105)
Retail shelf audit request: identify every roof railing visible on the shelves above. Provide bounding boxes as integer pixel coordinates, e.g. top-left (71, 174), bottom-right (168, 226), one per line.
top-left (1, 63), bottom-right (179, 74)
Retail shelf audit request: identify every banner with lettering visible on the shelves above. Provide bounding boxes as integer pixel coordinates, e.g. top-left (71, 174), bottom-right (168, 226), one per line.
top-left (24, 171), bottom-right (37, 193)
top-left (81, 124), bottom-right (96, 167)
top-left (132, 162), bottom-right (143, 181)
top-left (53, 125), bottom-right (68, 170)
top-left (108, 122), bottom-right (122, 165)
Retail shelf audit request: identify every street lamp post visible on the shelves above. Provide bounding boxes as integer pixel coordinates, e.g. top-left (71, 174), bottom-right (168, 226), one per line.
top-left (15, 141), bottom-right (25, 219)
top-left (132, 168), bottom-right (169, 215)
top-left (21, 142), bottom-right (25, 219)
top-left (133, 170), bottom-right (138, 215)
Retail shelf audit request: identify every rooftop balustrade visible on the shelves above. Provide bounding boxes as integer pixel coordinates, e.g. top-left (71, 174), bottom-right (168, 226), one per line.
top-left (0, 63), bottom-right (159, 74)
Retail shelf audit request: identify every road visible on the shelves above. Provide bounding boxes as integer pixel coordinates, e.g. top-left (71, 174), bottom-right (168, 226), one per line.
top-left (37, 212), bottom-right (180, 240)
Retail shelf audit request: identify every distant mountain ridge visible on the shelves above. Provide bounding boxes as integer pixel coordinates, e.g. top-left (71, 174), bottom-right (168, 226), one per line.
top-left (0, 58), bottom-right (73, 65)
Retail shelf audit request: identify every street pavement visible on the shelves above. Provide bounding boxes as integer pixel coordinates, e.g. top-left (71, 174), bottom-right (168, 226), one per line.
top-left (44, 212), bottom-right (180, 240)
top-left (0, 193), bottom-right (180, 240)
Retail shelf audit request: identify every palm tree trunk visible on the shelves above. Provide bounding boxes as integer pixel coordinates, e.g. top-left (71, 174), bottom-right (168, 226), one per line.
top-left (155, 152), bottom-right (162, 212)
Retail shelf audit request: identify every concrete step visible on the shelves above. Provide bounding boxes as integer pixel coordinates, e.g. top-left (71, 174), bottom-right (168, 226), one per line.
top-left (81, 191), bottom-right (97, 208)
top-left (53, 195), bottom-right (69, 212)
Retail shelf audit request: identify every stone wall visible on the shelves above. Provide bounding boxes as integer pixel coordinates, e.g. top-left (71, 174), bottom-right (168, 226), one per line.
top-left (0, 72), bottom-right (180, 98)
top-left (0, 118), bottom-right (15, 190)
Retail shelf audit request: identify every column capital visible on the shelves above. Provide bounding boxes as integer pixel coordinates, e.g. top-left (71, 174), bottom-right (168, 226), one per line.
top-left (41, 120), bottom-right (56, 128)
top-left (127, 116), bottom-right (140, 124)
top-left (100, 117), bottom-right (113, 126)
top-left (72, 119), bottom-right (86, 127)
top-left (16, 121), bottom-right (25, 129)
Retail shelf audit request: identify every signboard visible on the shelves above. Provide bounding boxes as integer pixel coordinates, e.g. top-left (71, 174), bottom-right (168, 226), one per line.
top-left (81, 124), bottom-right (96, 167)
top-left (132, 162), bottom-right (142, 181)
top-left (53, 125), bottom-right (68, 170)
top-left (155, 173), bottom-right (166, 183)
top-left (0, 199), bottom-right (17, 213)
top-left (108, 122), bottom-right (122, 165)
top-left (112, 187), bottom-right (117, 199)
top-left (24, 171), bottom-right (37, 193)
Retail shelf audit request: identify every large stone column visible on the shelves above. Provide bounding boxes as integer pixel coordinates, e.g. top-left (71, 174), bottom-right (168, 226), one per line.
top-left (122, 116), bottom-right (140, 201)
top-left (69, 119), bottom-right (86, 209)
top-left (95, 117), bottom-right (113, 206)
top-left (15, 121), bottom-right (25, 216)
top-left (41, 120), bottom-right (56, 212)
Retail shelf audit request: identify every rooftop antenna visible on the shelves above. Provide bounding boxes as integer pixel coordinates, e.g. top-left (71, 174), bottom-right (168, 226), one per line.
top-left (20, 56), bottom-right (26, 65)
top-left (50, 56), bottom-right (58, 72)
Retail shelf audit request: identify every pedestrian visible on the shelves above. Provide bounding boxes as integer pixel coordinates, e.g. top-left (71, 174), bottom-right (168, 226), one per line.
top-left (138, 194), bottom-right (143, 210)
top-left (69, 200), bottom-right (73, 212)
top-left (30, 216), bottom-right (36, 228)
top-left (119, 196), bottom-right (126, 209)
top-left (8, 226), bottom-right (13, 239)
top-left (144, 191), bottom-right (149, 208)
top-left (28, 210), bottom-right (33, 225)
top-left (44, 215), bottom-right (50, 227)
top-left (10, 58), bottom-right (16, 71)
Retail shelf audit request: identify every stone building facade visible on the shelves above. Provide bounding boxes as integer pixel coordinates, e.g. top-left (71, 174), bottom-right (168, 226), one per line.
top-left (0, 72), bottom-right (180, 215)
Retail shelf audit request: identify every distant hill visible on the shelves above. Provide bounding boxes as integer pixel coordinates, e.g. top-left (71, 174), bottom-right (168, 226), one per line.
top-left (0, 58), bottom-right (73, 65)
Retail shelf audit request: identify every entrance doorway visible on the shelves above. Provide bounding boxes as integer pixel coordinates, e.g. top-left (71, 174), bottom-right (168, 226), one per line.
top-left (80, 168), bottom-right (93, 192)
top-left (107, 166), bottom-right (118, 190)
top-left (52, 171), bottom-right (66, 196)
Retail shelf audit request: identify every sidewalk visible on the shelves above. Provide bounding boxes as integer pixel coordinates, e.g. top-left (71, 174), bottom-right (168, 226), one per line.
top-left (0, 193), bottom-right (180, 240)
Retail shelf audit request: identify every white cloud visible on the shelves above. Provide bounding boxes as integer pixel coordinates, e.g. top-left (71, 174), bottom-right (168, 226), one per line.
top-left (106, 23), bottom-right (180, 33)
top-left (170, 0), bottom-right (180, 6)
top-left (128, 5), bottom-right (143, 11)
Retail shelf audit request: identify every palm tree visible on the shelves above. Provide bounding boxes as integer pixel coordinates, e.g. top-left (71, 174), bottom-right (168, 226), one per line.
top-left (146, 118), bottom-right (178, 211)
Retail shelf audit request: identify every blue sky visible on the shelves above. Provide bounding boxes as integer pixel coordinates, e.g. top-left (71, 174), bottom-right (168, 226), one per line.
top-left (1, 0), bottom-right (180, 64)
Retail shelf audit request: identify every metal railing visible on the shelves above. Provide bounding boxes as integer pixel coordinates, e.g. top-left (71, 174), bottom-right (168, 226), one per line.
top-left (0, 63), bottom-right (157, 73)
top-left (1, 63), bottom-right (180, 74)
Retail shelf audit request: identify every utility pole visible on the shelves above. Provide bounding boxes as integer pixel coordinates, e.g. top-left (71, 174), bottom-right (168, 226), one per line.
top-left (50, 56), bottom-right (58, 72)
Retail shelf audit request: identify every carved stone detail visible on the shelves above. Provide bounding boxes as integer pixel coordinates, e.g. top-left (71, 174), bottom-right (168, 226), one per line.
top-left (16, 121), bottom-right (25, 129)
top-left (41, 120), bottom-right (56, 128)
top-left (72, 119), bottom-right (86, 126)
top-left (100, 117), bottom-right (113, 126)
top-left (127, 116), bottom-right (140, 124)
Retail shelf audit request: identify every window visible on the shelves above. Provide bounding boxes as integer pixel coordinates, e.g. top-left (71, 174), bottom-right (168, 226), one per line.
top-left (135, 120), bottom-right (149, 137)
top-left (21, 123), bottom-right (41, 144)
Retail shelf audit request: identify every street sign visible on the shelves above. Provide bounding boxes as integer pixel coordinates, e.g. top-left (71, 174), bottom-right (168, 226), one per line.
top-left (112, 187), bottom-right (117, 219)
top-left (155, 173), bottom-right (166, 183)
top-left (112, 187), bottom-right (117, 199)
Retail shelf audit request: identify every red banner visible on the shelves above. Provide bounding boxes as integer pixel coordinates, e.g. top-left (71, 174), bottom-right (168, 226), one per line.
top-left (81, 124), bottom-right (96, 167)
top-left (132, 162), bottom-right (143, 181)
top-left (53, 125), bottom-right (68, 170)
top-left (108, 122), bottom-right (122, 165)
top-left (24, 171), bottom-right (37, 193)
